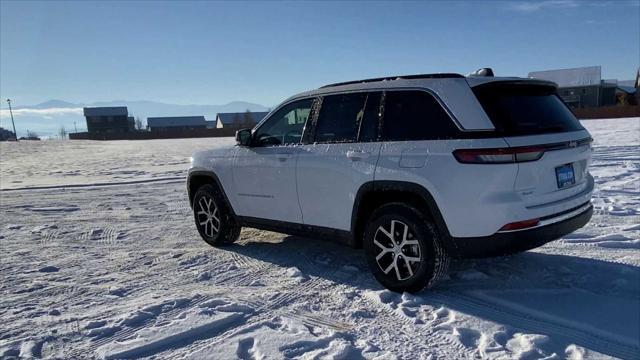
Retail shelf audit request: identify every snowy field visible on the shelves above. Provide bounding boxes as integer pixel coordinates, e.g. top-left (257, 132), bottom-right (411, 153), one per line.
top-left (0, 118), bottom-right (638, 359)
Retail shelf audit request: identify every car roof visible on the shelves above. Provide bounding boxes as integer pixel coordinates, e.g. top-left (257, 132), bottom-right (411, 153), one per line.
top-left (286, 75), bottom-right (557, 102)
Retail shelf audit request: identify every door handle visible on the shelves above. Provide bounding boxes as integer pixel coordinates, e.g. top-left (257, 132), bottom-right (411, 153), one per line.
top-left (346, 150), bottom-right (370, 161)
top-left (275, 153), bottom-right (293, 161)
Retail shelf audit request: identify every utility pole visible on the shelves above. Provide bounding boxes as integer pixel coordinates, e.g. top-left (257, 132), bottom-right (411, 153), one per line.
top-left (74, 121), bottom-right (78, 133)
top-left (6, 99), bottom-right (18, 141)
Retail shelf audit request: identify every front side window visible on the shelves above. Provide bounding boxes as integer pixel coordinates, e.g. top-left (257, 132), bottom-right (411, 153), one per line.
top-left (382, 90), bottom-right (459, 141)
top-left (253, 98), bottom-right (313, 146)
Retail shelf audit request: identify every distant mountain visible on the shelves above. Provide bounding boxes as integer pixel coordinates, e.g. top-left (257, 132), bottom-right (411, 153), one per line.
top-left (15, 99), bottom-right (80, 109)
top-left (0, 99), bottom-right (270, 138)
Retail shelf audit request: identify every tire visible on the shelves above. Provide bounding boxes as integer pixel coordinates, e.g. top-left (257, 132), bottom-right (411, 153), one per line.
top-left (192, 184), bottom-right (241, 246)
top-left (363, 203), bottom-right (449, 293)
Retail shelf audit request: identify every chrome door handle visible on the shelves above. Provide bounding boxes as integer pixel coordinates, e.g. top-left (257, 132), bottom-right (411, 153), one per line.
top-left (346, 150), bottom-right (370, 161)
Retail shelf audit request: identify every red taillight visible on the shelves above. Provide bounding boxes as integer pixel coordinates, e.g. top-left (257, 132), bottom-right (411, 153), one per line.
top-left (453, 146), bottom-right (545, 164)
top-left (499, 218), bottom-right (540, 231)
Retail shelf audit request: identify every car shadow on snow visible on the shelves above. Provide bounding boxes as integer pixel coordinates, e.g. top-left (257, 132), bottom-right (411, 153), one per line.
top-left (225, 235), bottom-right (640, 358)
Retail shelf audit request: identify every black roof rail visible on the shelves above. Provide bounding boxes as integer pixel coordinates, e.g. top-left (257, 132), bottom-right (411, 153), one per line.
top-left (320, 73), bottom-right (464, 89)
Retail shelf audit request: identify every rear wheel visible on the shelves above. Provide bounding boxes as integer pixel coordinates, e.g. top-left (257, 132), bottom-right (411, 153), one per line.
top-left (364, 203), bottom-right (449, 293)
top-left (193, 184), bottom-right (241, 246)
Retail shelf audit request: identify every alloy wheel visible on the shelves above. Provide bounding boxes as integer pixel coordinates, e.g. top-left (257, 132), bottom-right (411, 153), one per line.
top-left (373, 219), bottom-right (422, 281)
top-left (196, 195), bottom-right (220, 238)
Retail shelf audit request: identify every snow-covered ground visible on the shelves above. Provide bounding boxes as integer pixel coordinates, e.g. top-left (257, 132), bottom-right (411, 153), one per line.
top-left (1, 118), bottom-right (638, 360)
top-left (0, 138), bottom-right (236, 191)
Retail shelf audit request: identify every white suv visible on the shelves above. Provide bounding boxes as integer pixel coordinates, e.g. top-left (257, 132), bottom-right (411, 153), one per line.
top-left (187, 71), bottom-right (594, 292)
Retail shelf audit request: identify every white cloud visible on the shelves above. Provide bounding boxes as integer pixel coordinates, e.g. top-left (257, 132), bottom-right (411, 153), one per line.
top-left (508, 0), bottom-right (581, 12)
top-left (0, 107), bottom-right (84, 118)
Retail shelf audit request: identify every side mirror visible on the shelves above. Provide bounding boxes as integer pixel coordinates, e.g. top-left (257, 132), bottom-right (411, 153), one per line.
top-left (236, 128), bottom-right (252, 147)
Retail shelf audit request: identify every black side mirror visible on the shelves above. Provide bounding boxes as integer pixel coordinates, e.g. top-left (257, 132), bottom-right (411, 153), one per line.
top-left (236, 128), bottom-right (252, 147)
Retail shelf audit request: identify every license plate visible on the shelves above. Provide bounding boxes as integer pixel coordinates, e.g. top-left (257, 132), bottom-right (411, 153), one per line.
top-left (555, 164), bottom-right (575, 189)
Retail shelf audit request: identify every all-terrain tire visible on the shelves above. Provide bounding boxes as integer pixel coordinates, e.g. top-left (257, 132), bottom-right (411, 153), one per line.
top-left (192, 184), bottom-right (241, 246)
top-left (363, 203), bottom-right (449, 293)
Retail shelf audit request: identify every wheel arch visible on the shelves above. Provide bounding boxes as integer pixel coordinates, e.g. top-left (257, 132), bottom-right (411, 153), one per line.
top-left (350, 181), bottom-right (457, 254)
top-left (187, 170), bottom-right (236, 216)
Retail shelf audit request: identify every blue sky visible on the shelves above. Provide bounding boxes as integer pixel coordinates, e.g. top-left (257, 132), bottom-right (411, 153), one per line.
top-left (1, 0), bottom-right (638, 108)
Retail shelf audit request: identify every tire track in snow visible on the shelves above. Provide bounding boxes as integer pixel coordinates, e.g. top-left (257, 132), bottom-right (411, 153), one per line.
top-left (174, 266), bottom-right (337, 356)
top-left (62, 295), bottom-right (218, 359)
top-left (81, 247), bottom-right (335, 358)
top-left (227, 252), bottom-right (271, 274)
top-left (428, 290), bottom-right (640, 360)
top-left (354, 291), bottom-right (468, 358)
top-left (283, 309), bottom-right (353, 332)
top-left (183, 243), bottom-right (467, 358)
top-left (0, 177), bottom-right (184, 192)
top-left (163, 193), bottom-right (192, 218)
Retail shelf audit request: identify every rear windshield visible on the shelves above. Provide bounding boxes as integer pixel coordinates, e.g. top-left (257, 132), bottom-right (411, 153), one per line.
top-left (473, 83), bottom-right (584, 136)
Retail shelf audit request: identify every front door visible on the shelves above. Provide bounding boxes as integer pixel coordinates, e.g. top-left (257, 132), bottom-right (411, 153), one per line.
top-left (232, 98), bottom-right (313, 223)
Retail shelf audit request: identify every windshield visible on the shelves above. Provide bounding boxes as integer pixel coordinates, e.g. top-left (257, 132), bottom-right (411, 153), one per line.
top-left (473, 83), bottom-right (584, 136)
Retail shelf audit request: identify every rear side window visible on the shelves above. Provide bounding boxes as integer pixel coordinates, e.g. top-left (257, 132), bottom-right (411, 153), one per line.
top-left (473, 83), bottom-right (584, 136)
top-left (315, 93), bottom-right (367, 143)
top-left (381, 91), bottom-right (459, 141)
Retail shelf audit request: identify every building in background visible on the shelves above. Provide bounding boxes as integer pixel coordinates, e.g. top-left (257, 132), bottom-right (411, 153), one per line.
top-left (0, 127), bottom-right (16, 141)
top-left (147, 116), bottom-right (207, 132)
top-left (615, 75), bottom-right (639, 106)
top-left (215, 111), bottom-right (269, 129)
top-left (528, 66), bottom-right (617, 108)
top-left (84, 107), bottom-right (134, 134)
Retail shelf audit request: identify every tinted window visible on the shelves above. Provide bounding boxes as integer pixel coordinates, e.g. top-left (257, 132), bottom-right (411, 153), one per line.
top-left (358, 92), bottom-right (382, 142)
top-left (254, 98), bottom-right (313, 146)
top-left (473, 83), bottom-right (584, 136)
top-left (382, 91), bottom-right (458, 141)
top-left (315, 93), bottom-right (367, 143)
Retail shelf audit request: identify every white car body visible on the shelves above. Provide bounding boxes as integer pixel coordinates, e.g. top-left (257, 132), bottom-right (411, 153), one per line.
top-left (189, 73), bottom-right (593, 258)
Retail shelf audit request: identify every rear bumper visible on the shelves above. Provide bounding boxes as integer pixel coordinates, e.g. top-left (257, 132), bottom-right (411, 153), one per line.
top-left (450, 202), bottom-right (593, 258)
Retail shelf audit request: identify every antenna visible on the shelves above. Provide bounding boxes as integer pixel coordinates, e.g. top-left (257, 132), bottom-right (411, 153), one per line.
top-left (469, 68), bottom-right (495, 77)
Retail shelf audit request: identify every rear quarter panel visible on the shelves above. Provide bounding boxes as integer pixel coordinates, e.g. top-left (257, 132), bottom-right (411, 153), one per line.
top-left (375, 138), bottom-right (520, 238)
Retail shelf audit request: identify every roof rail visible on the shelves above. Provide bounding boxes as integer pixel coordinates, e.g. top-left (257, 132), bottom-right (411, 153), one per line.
top-left (319, 73), bottom-right (465, 89)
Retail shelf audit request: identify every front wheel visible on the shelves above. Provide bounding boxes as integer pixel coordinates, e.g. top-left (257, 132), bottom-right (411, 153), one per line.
top-left (363, 203), bottom-right (449, 293)
top-left (193, 184), bottom-right (241, 246)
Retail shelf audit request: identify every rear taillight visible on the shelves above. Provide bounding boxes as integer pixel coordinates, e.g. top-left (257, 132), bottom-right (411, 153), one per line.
top-left (499, 218), bottom-right (540, 232)
top-left (453, 146), bottom-right (545, 164)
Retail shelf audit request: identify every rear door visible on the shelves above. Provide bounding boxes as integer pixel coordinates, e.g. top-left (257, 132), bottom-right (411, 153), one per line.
top-left (296, 92), bottom-right (382, 231)
top-left (473, 82), bottom-right (593, 208)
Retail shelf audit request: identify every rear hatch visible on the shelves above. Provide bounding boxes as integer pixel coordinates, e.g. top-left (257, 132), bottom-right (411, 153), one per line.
top-left (472, 81), bottom-right (592, 208)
